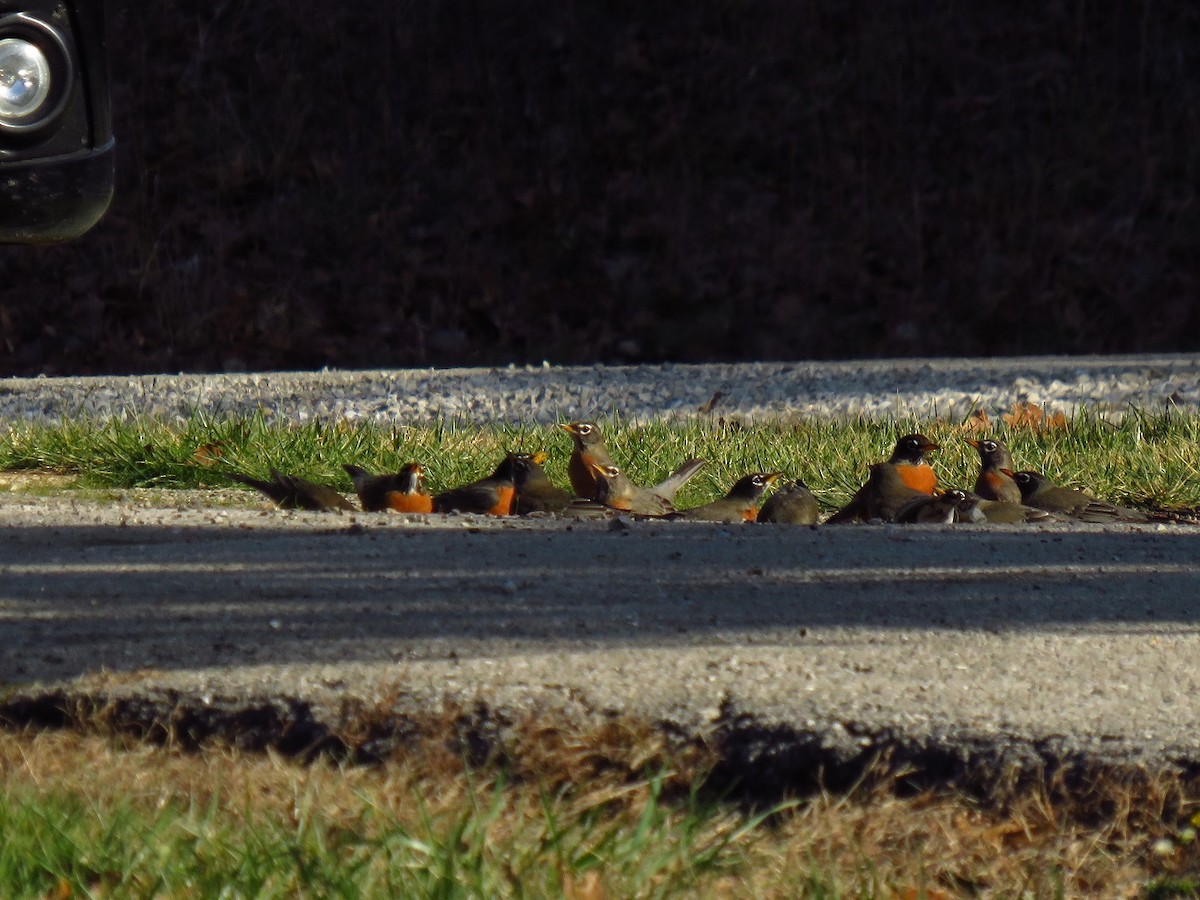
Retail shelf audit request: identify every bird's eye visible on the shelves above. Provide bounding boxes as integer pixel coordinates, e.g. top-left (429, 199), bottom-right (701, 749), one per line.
top-left (578, 424), bottom-right (592, 435)
top-left (983, 441), bottom-right (997, 452)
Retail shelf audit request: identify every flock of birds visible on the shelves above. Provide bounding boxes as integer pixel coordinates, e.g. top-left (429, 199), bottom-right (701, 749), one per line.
top-left (223, 421), bottom-right (1162, 526)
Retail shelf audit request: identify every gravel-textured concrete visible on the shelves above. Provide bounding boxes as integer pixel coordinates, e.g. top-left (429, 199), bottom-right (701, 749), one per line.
top-left (2, 359), bottom-right (1199, 783)
top-left (3, 354), bottom-right (1200, 424)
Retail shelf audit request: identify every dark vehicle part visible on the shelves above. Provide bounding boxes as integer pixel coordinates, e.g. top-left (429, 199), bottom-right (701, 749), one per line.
top-left (0, 0), bottom-right (113, 243)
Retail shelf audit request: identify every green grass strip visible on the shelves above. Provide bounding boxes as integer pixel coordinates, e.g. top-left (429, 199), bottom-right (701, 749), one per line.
top-left (1, 408), bottom-right (1198, 511)
top-left (0, 774), bottom-right (787, 898)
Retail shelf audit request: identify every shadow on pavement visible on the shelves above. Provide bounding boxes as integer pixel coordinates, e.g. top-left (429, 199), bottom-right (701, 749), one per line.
top-left (3, 520), bottom-right (1199, 683)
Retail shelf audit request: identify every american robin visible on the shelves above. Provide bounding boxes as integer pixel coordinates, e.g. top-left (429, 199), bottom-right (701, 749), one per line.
top-left (558, 420), bottom-right (705, 503)
top-left (226, 469), bottom-right (355, 512)
top-left (343, 463), bottom-right (433, 513)
top-left (926, 488), bottom-right (1054, 524)
top-left (898, 491), bottom-right (963, 524)
top-left (586, 460), bottom-right (676, 516)
top-left (966, 438), bottom-right (1022, 504)
top-left (757, 478), bottom-right (820, 525)
top-left (826, 433), bottom-right (940, 524)
top-left (512, 451), bottom-right (573, 515)
top-left (1012, 470), bottom-right (1149, 523)
top-left (674, 472), bottom-right (782, 523)
top-left (858, 462), bottom-right (939, 523)
top-left (432, 453), bottom-right (522, 516)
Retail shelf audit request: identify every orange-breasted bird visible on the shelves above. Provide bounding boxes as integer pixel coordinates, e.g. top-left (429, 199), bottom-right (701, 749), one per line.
top-left (673, 472), bottom-right (782, 523)
top-left (343, 463), bottom-right (433, 513)
top-left (432, 453), bottom-right (523, 516)
top-left (826, 434), bottom-right (940, 524)
top-left (857, 462), bottom-right (939, 523)
top-left (966, 438), bottom-right (1022, 504)
top-left (586, 460), bottom-right (676, 517)
top-left (558, 420), bottom-right (705, 503)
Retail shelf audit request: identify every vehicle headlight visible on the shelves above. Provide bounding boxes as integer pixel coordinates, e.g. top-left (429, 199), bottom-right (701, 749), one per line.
top-left (0, 15), bottom-right (72, 133)
top-left (0, 38), bottom-right (52, 121)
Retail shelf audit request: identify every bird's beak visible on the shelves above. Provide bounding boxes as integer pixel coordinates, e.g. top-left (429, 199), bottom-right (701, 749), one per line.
top-left (965, 439), bottom-right (980, 449)
top-left (531, 450), bottom-right (549, 465)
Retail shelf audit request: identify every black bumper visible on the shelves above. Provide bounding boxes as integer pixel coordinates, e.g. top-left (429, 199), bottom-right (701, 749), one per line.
top-left (0, 136), bottom-right (113, 242)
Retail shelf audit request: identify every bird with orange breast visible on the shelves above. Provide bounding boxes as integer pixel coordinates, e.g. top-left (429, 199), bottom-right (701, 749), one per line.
top-left (966, 438), bottom-right (1022, 504)
top-left (673, 472), bottom-right (782, 523)
top-left (343, 462), bottom-right (433, 513)
top-left (558, 420), bottom-right (705, 505)
top-left (826, 433), bottom-right (940, 524)
top-left (433, 453), bottom-right (525, 516)
top-left (585, 460), bottom-right (677, 517)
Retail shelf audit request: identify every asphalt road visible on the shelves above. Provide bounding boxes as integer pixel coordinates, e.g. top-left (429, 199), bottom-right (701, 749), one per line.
top-left (3, 492), bottom-right (1199, 780)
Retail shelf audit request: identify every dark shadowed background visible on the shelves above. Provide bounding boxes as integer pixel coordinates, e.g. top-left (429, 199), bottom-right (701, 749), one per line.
top-left (1, 0), bottom-right (1198, 376)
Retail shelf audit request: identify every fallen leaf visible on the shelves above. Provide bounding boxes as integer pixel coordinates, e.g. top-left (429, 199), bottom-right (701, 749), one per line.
top-left (1044, 410), bottom-right (1068, 430)
top-left (962, 408), bottom-right (991, 433)
top-left (193, 442), bottom-right (224, 466)
top-left (1001, 401), bottom-right (1044, 429)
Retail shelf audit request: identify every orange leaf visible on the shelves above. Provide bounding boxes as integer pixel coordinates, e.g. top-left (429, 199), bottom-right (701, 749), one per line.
top-left (193, 442), bottom-right (224, 466)
top-left (1001, 401), bottom-right (1044, 429)
top-left (961, 408), bottom-right (991, 433)
top-left (1043, 410), bottom-right (1068, 430)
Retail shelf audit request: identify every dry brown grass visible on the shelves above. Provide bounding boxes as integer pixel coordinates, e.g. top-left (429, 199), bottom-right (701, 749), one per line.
top-left (4, 720), bottom-right (1200, 897)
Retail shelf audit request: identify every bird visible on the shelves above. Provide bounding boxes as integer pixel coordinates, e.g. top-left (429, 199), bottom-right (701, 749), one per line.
top-left (858, 462), bottom-right (940, 523)
top-left (897, 490), bottom-right (964, 524)
top-left (558, 420), bottom-right (705, 503)
top-left (226, 469), bottom-right (355, 512)
top-left (432, 453), bottom-right (523, 515)
top-left (343, 462), bottom-right (433, 513)
top-left (673, 472), bottom-right (782, 523)
top-left (585, 460), bottom-right (676, 516)
top-left (966, 438), bottom-right (1022, 504)
top-left (1012, 470), bottom-right (1149, 523)
top-left (826, 433), bottom-right (941, 524)
top-left (757, 478), bottom-right (820, 525)
top-left (512, 451), bottom-right (573, 514)
top-left (923, 488), bottom-right (1055, 524)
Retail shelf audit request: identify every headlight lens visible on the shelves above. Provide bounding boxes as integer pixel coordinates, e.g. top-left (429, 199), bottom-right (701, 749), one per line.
top-left (0, 37), bottom-right (52, 123)
top-left (0, 15), bottom-right (72, 134)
